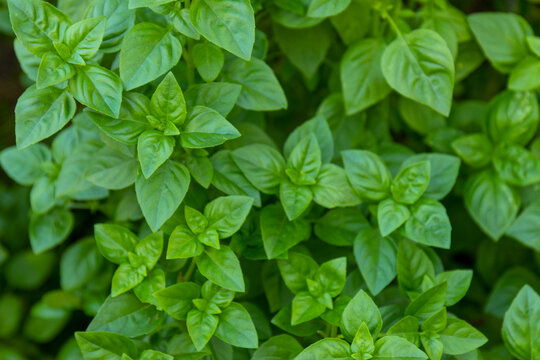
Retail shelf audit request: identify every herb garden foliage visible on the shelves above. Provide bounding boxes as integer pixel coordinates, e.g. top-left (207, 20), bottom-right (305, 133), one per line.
top-left (1, 0), bottom-right (540, 359)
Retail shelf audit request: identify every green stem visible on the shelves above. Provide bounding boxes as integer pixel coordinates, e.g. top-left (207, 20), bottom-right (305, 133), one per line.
top-left (183, 40), bottom-right (196, 86)
top-left (381, 10), bottom-right (403, 39)
top-left (330, 325), bottom-right (338, 338)
top-left (183, 258), bottom-right (197, 282)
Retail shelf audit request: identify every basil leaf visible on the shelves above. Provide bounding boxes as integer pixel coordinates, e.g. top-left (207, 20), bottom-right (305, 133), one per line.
top-left (15, 86), bottom-right (76, 149)
top-left (342, 150), bottom-right (392, 201)
top-left (196, 246), bottom-right (245, 292)
top-left (354, 227), bottom-right (397, 295)
top-left (120, 22), bottom-right (182, 90)
top-left (205, 195), bottom-right (253, 238)
top-left (381, 29), bottom-right (454, 116)
top-left (215, 302), bottom-right (258, 348)
top-left (501, 285), bottom-right (540, 360)
top-left (75, 331), bottom-right (138, 360)
top-left (341, 38), bottom-right (391, 115)
top-left (68, 64), bottom-right (123, 118)
top-left (342, 290), bottom-right (382, 339)
top-left (223, 57), bottom-right (287, 111)
top-left (464, 170), bottom-right (520, 241)
top-left (135, 160), bottom-right (190, 232)
top-left (295, 338), bottom-right (351, 360)
top-left (137, 130), bottom-right (175, 179)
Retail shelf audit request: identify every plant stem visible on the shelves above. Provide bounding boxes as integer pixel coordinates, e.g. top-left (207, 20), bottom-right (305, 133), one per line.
top-left (183, 258), bottom-right (197, 282)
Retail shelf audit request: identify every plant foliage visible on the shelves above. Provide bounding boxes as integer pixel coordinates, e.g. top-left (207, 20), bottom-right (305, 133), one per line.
top-left (0, 0), bottom-right (539, 359)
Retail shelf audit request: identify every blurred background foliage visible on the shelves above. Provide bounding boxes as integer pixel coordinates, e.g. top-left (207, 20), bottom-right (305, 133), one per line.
top-left (0, 0), bottom-right (540, 359)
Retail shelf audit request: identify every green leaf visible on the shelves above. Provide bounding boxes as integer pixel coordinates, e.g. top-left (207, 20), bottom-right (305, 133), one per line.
top-left (196, 246), bottom-right (245, 292)
top-left (185, 82), bottom-right (241, 117)
top-left (94, 224), bottom-right (138, 264)
top-left (134, 232), bottom-right (163, 270)
top-left (87, 293), bottom-right (164, 338)
top-left (391, 161), bottom-right (431, 204)
top-left (295, 338), bottom-right (351, 360)
top-left (192, 42), bottom-right (225, 82)
top-left (75, 331), bottom-right (138, 360)
top-left (211, 150), bottom-right (261, 206)
top-left (341, 38), bottom-right (391, 115)
top-left (283, 115), bottom-right (334, 164)
top-left (378, 198), bottom-right (410, 237)
top-left (260, 204), bottom-right (310, 259)
top-left (373, 336), bottom-right (427, 360)
top-left (137, 130), bottom-right (175, 179)
top-left (89, 93), bottom-right (152, 145)
top-left (342, 150), bottom-right (391, 201)
top-left (342, 290), bottom-right (382, 339)
top-left (86, 147), bottom-right (139, 190)
top-left (128, 0), bottom-right (174, 8)
top-left (154, 282), bottom-right (200, 320)
top-left (215, 302), bottom-right (258, 348)
top-left (140, 350), bottom-right (173, 360)
top-left (439, 318), bottom-right (487, 355)
top-left (30, 176), bottom-right (56, 214)
top-left (133, 268), bottom-right (165, 306)
top-left (60, 238), bottom-right (103, 291)
top-left (351, 322), bottom-right (375, 355)
top-left (451, 133), bottom-right (493, 168)
top-left (181, 106), bottom-right (240, 148)
top-left (381, 29), bottom-right (454, 116)
top-left (468, 13), bottom-right (532, 73)
top-left (354, 227), bottom-right (397, 295)
top-left (307, 0), bottom-right (351, 18)
top-left (501, 285), bottom-right (540, 360)
top-left (150, 72), bottom-right (187, 125)
top-left (396, 239), bottom-right (435, 297)
top-left (135, 160), bottom-right (190, 232)
top-left (86, 0), bottom-right (135, 53)
top-left (492, 143), bottom-right (540, 186)
top-left (404, 198), bottom-right (452, 249)
top-left (186, 153), bottom-right (213, 188)
top-left (68, 65), bottom-right (123, 118)
top-left (111, 263), bottom-right (145, 297)
top-left (251, 334), bottom-right (303, 360)
top-left (187, 309), bottom-right (219, 351)
top-left (286, 134), bottom-right (321, 186)
top-left (486, 90), bottom-right (539, 146)
top-left (314, 208), bottom-right (369, 247)
top-left (64, 16), bottom-right (106, 61)
top-left (405, 283), bottom-right (447, 321)
top-left (436, 270), bottom-right (473, 306)
top-left (273, 23), bottom-right (331, 78)
top-left (29, 208), bottom-right (74, 254)
top-left (7, 0), bottom-right (71, 56)
top-left (15, 86), bottom-right (76, 149)
top-left (0, 144), bottom-right (50, 186)
top-left (316, 257), bottom-right (347, 297)
top-left (167, 224), bottom-right (203, 259)
top-left (387, 316), bottom-right (421, 345)
top-left (279, 180), bottom-right (312, 220)
top-left (313, 164), bottom-right (361, 208)
top-left (36, 52), bottom-right (75, 89)
top-left (506, 201), bottom-right (540, 251)
top-left (232, 144), bottom-right (286, 194)
top-left (119, 22), bottom-right (182, 90)
top-left (509, 56), bottom-right (540, 91)
top-left (190, 0), bottom-right (255, 60)
top-left (464, 170), bottom-right (520, 241)
top-left (277, 251), bottom-right (317, 294)
top-left (223, 57), bottom-right (287, 111)
top-left (205, 195), bottom-right (253, 238)
top-left (291, 291), bottom-right (326, 325)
